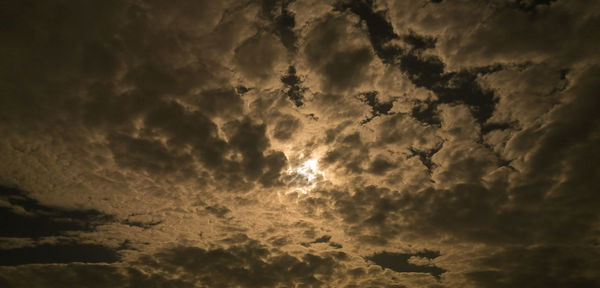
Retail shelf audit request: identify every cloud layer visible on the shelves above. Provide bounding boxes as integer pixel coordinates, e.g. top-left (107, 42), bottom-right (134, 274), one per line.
top-left (1, 0), bottom-right (599, 287)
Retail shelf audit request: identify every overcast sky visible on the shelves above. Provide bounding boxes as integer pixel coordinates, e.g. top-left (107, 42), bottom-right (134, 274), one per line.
top-left (1, 0), bottom-right (599, 287)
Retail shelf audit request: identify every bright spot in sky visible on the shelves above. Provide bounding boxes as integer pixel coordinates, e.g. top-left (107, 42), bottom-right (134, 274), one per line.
top-left (297, 159), bottom-right (319, 182)
top-left (288, 158), bottom-right (325, 194)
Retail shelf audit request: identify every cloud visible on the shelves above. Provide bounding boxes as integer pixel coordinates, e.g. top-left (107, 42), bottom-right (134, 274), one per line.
top-left (0, 186), bottom-right (114, 238)
top-left (466, 246), bottom-right (600, 288)
top-left (224, 117), bottom-right (288, 187)
top-left (280, 65), bottom-right (308, 107)
top-left (0, 263), bottom-right (189, 288)
top-left (301, 13), bottom-right (375, 93)
top-left (272, 113), bottom-right (302, 140)
top-left (0, 239), bottom-right (350, 288)
top-left (0, 243), bottom-right (119, 266)
top-left (234, 33), bottom-right (287, 82)
top-left (367, 250), bottom-right (445, 279)
top-left (140, 240), bottom-right (344, 287)
top-left (1, 0), bottom-right (599, 287)
top-left (386, 0), bottom-right (600, 69)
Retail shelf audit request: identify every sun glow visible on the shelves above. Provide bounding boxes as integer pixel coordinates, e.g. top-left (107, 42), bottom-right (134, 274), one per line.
top-left (288, 158), bottom-right (325, 194)
top-left (298, 159), bottom-right (319, 182)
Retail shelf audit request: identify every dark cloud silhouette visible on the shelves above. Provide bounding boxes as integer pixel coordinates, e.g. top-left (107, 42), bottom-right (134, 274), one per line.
top-left (225, 117), bottom-right (288, 186)
top-left (303, 14), bottom-right (374, 92)
top-left (409, 146), bottom-right (441, 173)
top-left (338, 0), bottom-right (499, 125)
top-left (509, 0), bottom-right (558, 13)
top-left (357, 91), bottom-right (396, 124)
top-left (0, 186), bottom-right (113, 238)
top-left (205, 205), bottom-right (231, 218)
top-left (280, 66), bottom-right (307, 107)
top-left (467, 246), bottom-right (600, 288)
top-left (271, 0), bottom-right (298, 52)
top-left (335, 0), bottom-right (402, 64)
top-left (0, 243), bottom-right (120, 266)
top-left (194, 88), bottom-right (244, 119)
top-left (320, 47), bottom-right (373, 91)
top-left (273, 113), bottom-right (301, 140)
top-left (368, 156), bottom-right (396, 175)
top-left (122, 219), bottom-right (162, 230)
top-left (301, 235), bottom-right (333, 247)
top-left (403, 32), bottom-right (436, 52)
top-left (141, 240), bottom-right (342, 288)
top-left (0, 264), bottom-right (189, 288)
top-left (367, 250), bottom-right (445, 279)
top-left (322, 132), bottom-right (370, 174)
top-left (107, 133), bottom-right (198, 177)
top-left (234, 33), bottom-right (285, 80)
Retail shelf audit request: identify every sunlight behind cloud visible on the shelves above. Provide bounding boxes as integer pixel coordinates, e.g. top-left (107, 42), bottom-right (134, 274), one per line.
top-left (297, 159), bottom-right (319, 182)
top-left (287, 158), bottom-right (325, 194)
top-left (2, 0), bottom-right (599, 286)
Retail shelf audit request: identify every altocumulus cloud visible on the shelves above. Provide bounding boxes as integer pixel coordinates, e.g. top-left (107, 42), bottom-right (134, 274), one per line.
top-left (1, 0), bottom-right (599, 287)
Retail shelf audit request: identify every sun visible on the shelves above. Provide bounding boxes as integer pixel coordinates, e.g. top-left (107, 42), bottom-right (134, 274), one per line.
top-left (297, 159), bottom-right (319, 182)
top-left (288, 158), bottom-right (325, 194)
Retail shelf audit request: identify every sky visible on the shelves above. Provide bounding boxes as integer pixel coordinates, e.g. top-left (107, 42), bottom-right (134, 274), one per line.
top-left (1, 0), bottom-right (599, 287)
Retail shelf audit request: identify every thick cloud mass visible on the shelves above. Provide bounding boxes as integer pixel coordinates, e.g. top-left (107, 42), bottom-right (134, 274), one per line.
top-left (1, 0), bottom-right (599, 287)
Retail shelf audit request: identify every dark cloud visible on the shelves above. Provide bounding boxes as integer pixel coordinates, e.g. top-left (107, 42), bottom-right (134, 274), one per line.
top-left (143, 101), bottom-right (228, 168)
top-left (329, 242), bottom-right (343, 249)
top-left (0, 186), bottom-right (113, 238)
top-left (0, 186), bottom-right (124, 268)
top-left (512, 0), bottom-right (556, 11)
top-left (313, 235), bottom-right (331, 243)
top-left (322, 132), bottom-right (370, 174)
top-left (335, 0), bottom-right (402, 64)
top-left (410, 101), bottom-right (441, 126)
top-left (428, 1), bottom-right (600, 68)
top-left (398, 54), bottom-right (499, 125)
top-left (225, 117), bottom-right (288, 186)
top-left (280, 66), bottom-right (307, 107)
top-left (366, 250), bottom-right (445, 279)
top-left (319, 183), bottom-right (504, 244)
top-left (320, 47), bottom-right (373, 91)
top-left (403, 32), bottom-right (436, 52)
top-left (234, 33), bottom-right (285, 80)
top-left (273, 113), bottom-right (301, 140)
top-left (338, 0), bottom-right (499, 126)
top-left (98, 91), bottom-right (289, 189)
top-left (107, 133), bottom-right (197, 177)
top-left (357, 91), bottom-right (396, 124)
top-left (480, 121), bottom-right (516, 135)
top-left (377, 113), bottom-right (440, 150)
top-left (194, 88), bottom-right (244, 119)
top-left (368, 156), bottom-right (396, 175)
top-left (301, 235), bottom-right (333, 247)
top-left (303, 14), bottom-right (374, 92)
top-left (466, 246), bottom-right (600, 288)
top-left (409, 145), bottom-right (441, 173)
top-left (205, 205), bottom-right (231, 218)
top-left (141, 240), bottom-right (342, 287)
top-left (0, 243), bottom-right (119, 266)
top-left (122, 218), bottom-right (162, 230)
top-left (273, 1), bottom-right (299, 52)
top-left (0, 263), bottom-right (189, 288)
top-left (300, 173), bottom-right (595, 247)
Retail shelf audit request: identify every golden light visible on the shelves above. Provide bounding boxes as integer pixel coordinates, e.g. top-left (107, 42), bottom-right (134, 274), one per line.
top-left (287, 158), bottom-right (325, 194)
top-left (297, 159), bottom-right (318, 182)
